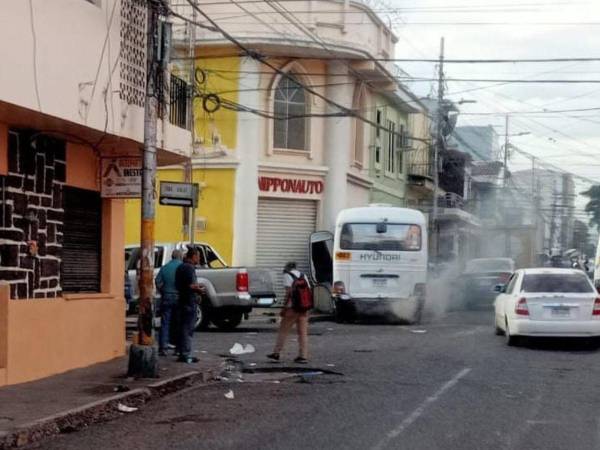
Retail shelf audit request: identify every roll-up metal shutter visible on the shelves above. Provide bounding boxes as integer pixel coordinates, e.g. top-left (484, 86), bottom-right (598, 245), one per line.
top-left (61, 187), bottom-right (102, 293)
top-left (256, 198), bottom-right (317, 302)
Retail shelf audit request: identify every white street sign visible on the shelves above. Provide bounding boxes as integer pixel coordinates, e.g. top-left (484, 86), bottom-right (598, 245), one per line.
top-left (159, 181), bottom-right (199, 207)
top-left (101, 157), bottom-right (142, 198)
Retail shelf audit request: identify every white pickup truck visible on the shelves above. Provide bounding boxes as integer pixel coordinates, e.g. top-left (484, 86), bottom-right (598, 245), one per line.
top-left (125, 242), bottom-right (276, 330)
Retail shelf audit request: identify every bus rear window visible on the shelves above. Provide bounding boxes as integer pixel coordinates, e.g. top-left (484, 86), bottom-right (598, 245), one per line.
top-left (339, 223), bottom-right (421, 251)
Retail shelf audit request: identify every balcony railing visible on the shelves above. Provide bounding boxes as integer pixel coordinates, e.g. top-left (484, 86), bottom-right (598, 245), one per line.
top-left (437, 192), bottom-right (464, 209)
top-left (408, 162), bottom-right (434, 179)
top-left (157, 73), bottom-right (191, 130)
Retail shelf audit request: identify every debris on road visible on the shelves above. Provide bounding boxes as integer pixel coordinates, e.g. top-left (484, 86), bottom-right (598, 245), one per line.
top-left (113, 385), bottom-right (131, 393)
top-left (326, 364), bottom-right (335, 367)
top-left (229, 343), bottom-right (256, 355)
top-left (410, 329), bottom-right (427, 334)
top-left (224, 390), bottom-right (235, 399)
top-left (117, 403), bottom-right (138, 413)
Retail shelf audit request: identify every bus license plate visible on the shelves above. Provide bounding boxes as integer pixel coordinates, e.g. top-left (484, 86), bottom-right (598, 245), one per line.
top-left (373, 279), bottom-right (387, 288)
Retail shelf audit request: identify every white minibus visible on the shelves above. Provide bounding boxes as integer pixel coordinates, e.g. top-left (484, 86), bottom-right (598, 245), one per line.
top-left (310, 205), bottom-right (428, 323)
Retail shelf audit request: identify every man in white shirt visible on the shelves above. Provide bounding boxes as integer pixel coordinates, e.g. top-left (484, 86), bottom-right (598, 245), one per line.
top-left (267, 262), bottom-right (309, 363)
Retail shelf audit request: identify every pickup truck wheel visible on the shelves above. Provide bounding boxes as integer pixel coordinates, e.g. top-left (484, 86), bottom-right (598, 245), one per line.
top-left (212, 311), bottom-right (243, 331)
top-left (195, 304), bottom-right (211, 331)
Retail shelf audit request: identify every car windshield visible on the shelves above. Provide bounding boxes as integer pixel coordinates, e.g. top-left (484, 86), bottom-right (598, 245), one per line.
top-left (339, 223), bottom-right (421, 251)
top-left (465, 259), bottom-right (512, 273)
top-left (521, 273), bottom-right (594, 293)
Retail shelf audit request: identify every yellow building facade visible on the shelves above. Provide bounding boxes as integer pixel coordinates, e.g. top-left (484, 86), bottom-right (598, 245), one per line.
top-left (125, 56), bottom-right (242, 263)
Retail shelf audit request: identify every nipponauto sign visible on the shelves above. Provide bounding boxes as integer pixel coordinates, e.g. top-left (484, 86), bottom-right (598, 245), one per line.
top-left (258, 176), bottom-right (324, 195)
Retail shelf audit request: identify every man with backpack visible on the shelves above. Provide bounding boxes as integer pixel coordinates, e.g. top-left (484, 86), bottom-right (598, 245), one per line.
top-left (267, 261), bottom-right (313, 364)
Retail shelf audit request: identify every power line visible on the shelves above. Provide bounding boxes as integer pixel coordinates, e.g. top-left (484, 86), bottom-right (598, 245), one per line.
top-left (167, 0), bottom-right (430, 145)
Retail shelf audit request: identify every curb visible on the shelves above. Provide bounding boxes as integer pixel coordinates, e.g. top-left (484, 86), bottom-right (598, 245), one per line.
top-left (0, 366), bottom-right (217, 450)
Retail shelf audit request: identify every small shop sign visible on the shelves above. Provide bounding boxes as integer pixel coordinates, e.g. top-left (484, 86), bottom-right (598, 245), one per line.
top-left (100, 157), bottom-right (142, 198)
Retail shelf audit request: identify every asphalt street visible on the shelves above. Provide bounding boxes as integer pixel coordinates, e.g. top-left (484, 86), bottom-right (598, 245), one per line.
top-left (29, 309), bottom-right (600, 450)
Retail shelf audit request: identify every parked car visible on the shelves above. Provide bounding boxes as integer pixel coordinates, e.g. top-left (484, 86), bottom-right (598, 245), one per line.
top-left (494, 268), bottom-right (600, 346)
top-left (125, 242), bottom-right (276, 330)
top-left (453, 258), bottom-right (515, 309)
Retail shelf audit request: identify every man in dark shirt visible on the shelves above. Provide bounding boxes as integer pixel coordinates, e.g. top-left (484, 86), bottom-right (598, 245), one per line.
top-left (175, 247), bottom-right (204, 363)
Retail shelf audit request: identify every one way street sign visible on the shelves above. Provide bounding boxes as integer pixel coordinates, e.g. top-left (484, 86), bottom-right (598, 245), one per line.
top-left (159, 181), bottom-right (199, 208)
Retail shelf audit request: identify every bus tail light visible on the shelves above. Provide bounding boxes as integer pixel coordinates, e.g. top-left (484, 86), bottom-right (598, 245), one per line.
top-left (335, 252), bottom-right (351, 261)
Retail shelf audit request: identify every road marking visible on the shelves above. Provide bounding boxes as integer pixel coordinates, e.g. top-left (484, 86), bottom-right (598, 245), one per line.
top-left (372, 368), bottom-right (471, 450)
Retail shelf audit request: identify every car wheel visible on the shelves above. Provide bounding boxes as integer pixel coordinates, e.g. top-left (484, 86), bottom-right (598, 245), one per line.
top-left (494, 315), bottom-right (505, 335)
top-left (411, 299), bottom-right (424, 325)
top-left (195, 303), bottom-right (211, 331)
top-left (212, 311), bottom-right (243, 331)
top-left (505, 319), bottom-right (519, 346)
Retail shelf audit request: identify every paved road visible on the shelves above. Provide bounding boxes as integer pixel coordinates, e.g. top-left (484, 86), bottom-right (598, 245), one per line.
top-left (29, 309), bottom-right (600, 450)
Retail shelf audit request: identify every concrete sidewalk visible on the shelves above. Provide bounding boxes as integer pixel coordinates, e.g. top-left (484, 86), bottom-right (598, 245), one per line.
top-left (0, 350), bottom-right (222, 449)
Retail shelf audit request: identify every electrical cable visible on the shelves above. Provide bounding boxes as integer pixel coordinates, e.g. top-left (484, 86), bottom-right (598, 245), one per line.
top-left (170, 0), bottom-right (431, 145)
top-left (28, 0), bottom-right (42, 111)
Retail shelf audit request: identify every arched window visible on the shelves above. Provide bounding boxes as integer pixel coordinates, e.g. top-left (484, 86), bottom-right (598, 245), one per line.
top-left (273, 74), bottom-right (308, 151)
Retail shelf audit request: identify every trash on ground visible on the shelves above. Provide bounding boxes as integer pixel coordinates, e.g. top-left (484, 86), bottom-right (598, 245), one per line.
top-left (218, 359), bottom-right (244, 381)
top-left (326, 364), bottom-right (335, 367)
top-left (327, 328), bottom-right (334, 331)
top-left (410, 329), bottom-right (427, 334)
top-left (113, 385), bottom-right (130, 393)
top-left (246, 332), bottom-right (258, 335)
top-left (224, 390), bottom-right (235, 399)
top-left (117, 403), bottom-right (138, 413)
top-left (229, 343), bottom-right (256, 355)
top-left (297, 371), bottom-right (324, 384)
top-left (200, 350), bottom-right (208, 354)
top-left (249, 363), bottom-right (257, 366)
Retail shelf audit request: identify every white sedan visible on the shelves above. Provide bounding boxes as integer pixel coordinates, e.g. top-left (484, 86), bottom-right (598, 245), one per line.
top-left (494, 268), bottom-right (600, 346)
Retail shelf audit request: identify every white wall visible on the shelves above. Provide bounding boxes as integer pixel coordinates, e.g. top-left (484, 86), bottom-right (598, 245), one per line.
top-left (0, 0), bottom-right (190, 157)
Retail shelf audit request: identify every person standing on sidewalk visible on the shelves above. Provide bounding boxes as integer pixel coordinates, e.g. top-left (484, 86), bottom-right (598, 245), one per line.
top-left (155, 249), bottom-right (183, 356)
top-left (268, 262), bottom-right (311, 364)
top-left (175, 247), bottom-right (205, 364)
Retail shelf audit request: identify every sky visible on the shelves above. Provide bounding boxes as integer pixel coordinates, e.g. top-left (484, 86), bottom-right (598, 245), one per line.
top-left (383, 0), bottom-right (600, 218)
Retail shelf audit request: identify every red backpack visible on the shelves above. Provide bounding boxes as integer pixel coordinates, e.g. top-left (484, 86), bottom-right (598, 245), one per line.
top-left (287, 271), bottom-right (313, 313)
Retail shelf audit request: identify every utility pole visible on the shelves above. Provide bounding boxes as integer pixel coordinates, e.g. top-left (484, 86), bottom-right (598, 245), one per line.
top-left (431, 37), bottom-right (444, 261)
top-left (128, 0), bottom-right (162, 378)
top-left (183, 7), bottom-right (197, 244)
top-left (503, 114), bottom-right (511, 257)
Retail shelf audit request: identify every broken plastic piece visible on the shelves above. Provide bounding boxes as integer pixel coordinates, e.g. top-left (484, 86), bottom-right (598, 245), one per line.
top-left (224, 390), bottom-right (235, 399)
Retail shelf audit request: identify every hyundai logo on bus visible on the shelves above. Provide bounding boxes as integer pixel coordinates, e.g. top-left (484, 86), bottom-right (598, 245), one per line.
top-left (258, 176), bottom-right (324, 194)
top-left (159, 181), bottom-right (199, 208)
top-left (359, 253), bottom-right (402, 261)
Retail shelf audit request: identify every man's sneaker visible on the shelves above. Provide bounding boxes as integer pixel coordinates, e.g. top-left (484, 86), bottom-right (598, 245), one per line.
top-left (266, 352), bottom-right (280, 361)
top-left (167, 344), bottom-right (176, 350)
top-left (177, 356), bottom-right (199, 364)
top-left (294, 357), bottom-right (308, 364)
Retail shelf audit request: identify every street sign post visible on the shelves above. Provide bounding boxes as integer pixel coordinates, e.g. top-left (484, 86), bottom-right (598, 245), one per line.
top-left (159, 181), bottom-right (199, 208)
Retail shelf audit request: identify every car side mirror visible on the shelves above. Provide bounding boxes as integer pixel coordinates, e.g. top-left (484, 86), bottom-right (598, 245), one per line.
top-left (494, 284), bottom-right (506, 293)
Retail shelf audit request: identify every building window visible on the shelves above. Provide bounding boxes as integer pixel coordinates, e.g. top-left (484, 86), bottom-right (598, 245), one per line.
top-left (273, 74), bottom-right (308, 151)
top-left (386, 119), bottom-right (396, 175)
top-left (62, 187), bottom-right (102, 293)
top-left (375, 109), bottom-right (382, 167)
top-left (397, 124), bottom-right (406, 174)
